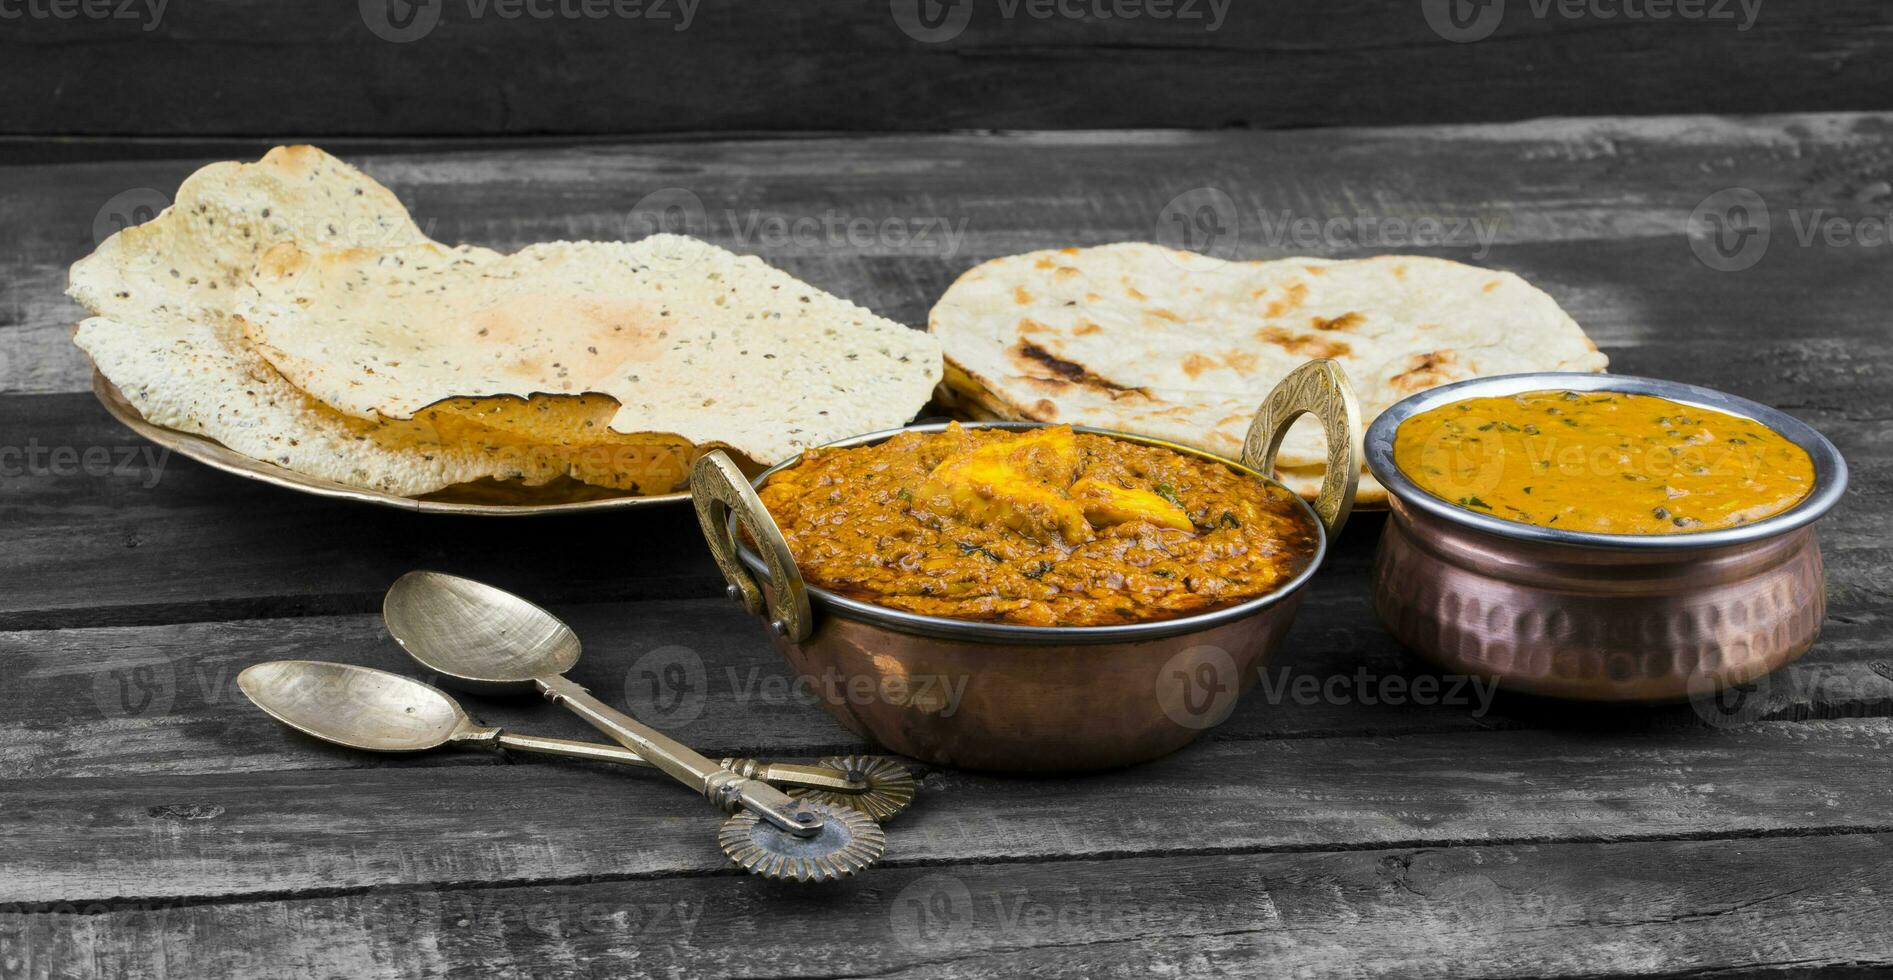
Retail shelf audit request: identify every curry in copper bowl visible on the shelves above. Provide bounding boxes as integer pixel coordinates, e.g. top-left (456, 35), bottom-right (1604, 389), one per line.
top-left (690, 358), bottom-right (1362, 770)
top-left (1367, 372), bottom-right (1847, 703)
top-left (754, 423), bottom-right (1320, 628)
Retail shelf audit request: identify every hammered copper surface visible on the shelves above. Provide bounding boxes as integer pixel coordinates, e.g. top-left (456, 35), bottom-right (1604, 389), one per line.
top-left (769, 588), bottom-right (1303, 771)
top-left (1374, 499), bottom-right (1826, 702)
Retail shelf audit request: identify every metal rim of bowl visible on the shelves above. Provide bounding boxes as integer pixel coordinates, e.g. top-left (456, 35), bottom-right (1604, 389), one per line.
top-left (1364, 372), bottom-right (1849, 551)
top-left (732, 420), bottom-right (1331, 645)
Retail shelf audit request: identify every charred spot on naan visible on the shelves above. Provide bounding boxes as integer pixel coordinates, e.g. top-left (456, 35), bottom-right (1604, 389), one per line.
top-left (1255, 326), bottom-right (1351, 360)
top-left (1388, 350), bottom-right (1465, 393)
top-left (1009, 341), bottom-right (1149, 401)
top-left (1312, 312), bottom-right (1367, 332)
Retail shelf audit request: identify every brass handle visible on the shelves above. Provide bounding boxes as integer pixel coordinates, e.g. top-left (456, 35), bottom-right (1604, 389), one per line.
top-left (690, 450), bottom-right (813, 643)
top-left (1240, 358), bottom-right (1363, 536)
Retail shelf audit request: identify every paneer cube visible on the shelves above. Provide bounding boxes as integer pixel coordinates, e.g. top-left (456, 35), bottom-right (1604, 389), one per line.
top-left (1071, 479), bottom-right (1194, 532)
top-left (917, 427), bottom-right (1093, 544)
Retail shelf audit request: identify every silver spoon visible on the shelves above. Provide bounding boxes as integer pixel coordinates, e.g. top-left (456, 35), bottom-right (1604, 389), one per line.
top-left (238, 659), bottom-right (666, 763)
top-left (237, 660), bottom-right (870, 798)
top-left (382, 570), bottom-right (830, 839)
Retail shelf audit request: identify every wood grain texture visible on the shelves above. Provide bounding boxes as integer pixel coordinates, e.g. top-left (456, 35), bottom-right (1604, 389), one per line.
top-left (3, 596), bottom-right (1890, 781)
top-left (13, 116), bottom-right (1893, 396)
top-left (8, 718), bottom-right (1893, 905)
top-left (0, 2), bottom-right (1890, 137)
top-left (8, 834), bottom-right (1892, 980)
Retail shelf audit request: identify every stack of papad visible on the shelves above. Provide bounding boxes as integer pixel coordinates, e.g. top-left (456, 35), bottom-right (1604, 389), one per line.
top-left (70, 146), bottom-right (942, 498)
top-left (929, 243), bottom-right (1607, 504)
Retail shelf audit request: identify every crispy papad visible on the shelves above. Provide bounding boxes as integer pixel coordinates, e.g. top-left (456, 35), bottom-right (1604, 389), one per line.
top-left (70, 146), bottom-right (939, 497)
top-left (67, 145), bottom-right (580, 496)
top-left (239, 236), bottom-right (942, 468)
top-left (928, 243), bottom-right (1608, 505)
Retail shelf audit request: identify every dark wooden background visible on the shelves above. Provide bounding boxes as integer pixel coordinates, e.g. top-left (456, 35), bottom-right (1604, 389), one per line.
top-left (0, 0), bottom-right (1890, 137)
top-left (6, 3), bottom-right (1893, 977)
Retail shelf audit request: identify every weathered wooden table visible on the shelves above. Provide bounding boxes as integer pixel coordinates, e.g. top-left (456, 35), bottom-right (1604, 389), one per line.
top-left (3, 115), bottom-right (1890, 978)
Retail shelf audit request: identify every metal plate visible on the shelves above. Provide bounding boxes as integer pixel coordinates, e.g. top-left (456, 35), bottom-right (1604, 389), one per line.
top-left (91, 371), bottom-right (689, 516)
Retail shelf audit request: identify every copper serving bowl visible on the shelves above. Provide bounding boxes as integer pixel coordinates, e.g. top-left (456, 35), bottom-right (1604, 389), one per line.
top-left (689, 360), bottom-right (1362, 771)
top-left (1366, 373), bottom-right (1848, 702)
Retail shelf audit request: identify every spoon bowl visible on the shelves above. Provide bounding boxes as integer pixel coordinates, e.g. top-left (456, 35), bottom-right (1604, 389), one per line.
top-left (384, 570), bottom-right (581, 693)
top-left (238, 660), bottom-right (477, 752)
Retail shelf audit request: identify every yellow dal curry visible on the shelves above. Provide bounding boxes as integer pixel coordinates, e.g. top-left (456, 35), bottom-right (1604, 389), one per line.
top-left (756, 424), bottom-right (1319, 627)
top-left (1393, 390), bottom-right (1814, 534)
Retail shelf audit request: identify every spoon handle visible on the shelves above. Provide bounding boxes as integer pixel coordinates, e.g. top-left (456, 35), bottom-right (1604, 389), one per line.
top-left (534, 673), bottom-right (822, 837)
top-left (489, 734), bottom-right (868, 794)
top-left (490, 731), bottom-right (657, 767)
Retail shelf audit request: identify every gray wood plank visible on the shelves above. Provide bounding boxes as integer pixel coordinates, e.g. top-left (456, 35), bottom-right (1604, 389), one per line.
top-left (3, 593), bottom-right (1890, 781)
top-left (0, 2), bottom-right (1887, 137)
top-left (5, 718), bottom-right (1893, 905)
top-left (4, 831), bottom-right (1891, 979)
top-left (10, 116), bottom-right (1893, 396)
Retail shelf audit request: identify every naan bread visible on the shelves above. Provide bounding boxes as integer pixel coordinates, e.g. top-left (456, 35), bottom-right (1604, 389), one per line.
top-left (239, 236), bottom-right (942, 467)
top-left (930, 244), bottom-right (1608, 504)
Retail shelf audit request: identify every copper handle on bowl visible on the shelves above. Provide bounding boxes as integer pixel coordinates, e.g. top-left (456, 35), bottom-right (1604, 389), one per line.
top-left (1241, 358), bottom-right (1363, 536)
top-left (690, 450), bottom-right (813, 642)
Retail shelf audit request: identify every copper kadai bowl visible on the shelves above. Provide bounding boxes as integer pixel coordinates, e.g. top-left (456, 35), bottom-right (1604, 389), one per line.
top-left (688, 359), bottom-right (1362, 771)
top-left (1366, 373), bottom-right (1849, 702)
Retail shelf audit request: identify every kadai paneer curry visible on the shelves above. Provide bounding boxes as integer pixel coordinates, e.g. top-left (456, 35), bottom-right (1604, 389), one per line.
top-left (1393, 390), bottom-right (1815, 534)
top-left (756, 424), bottom-right (1319, 627)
